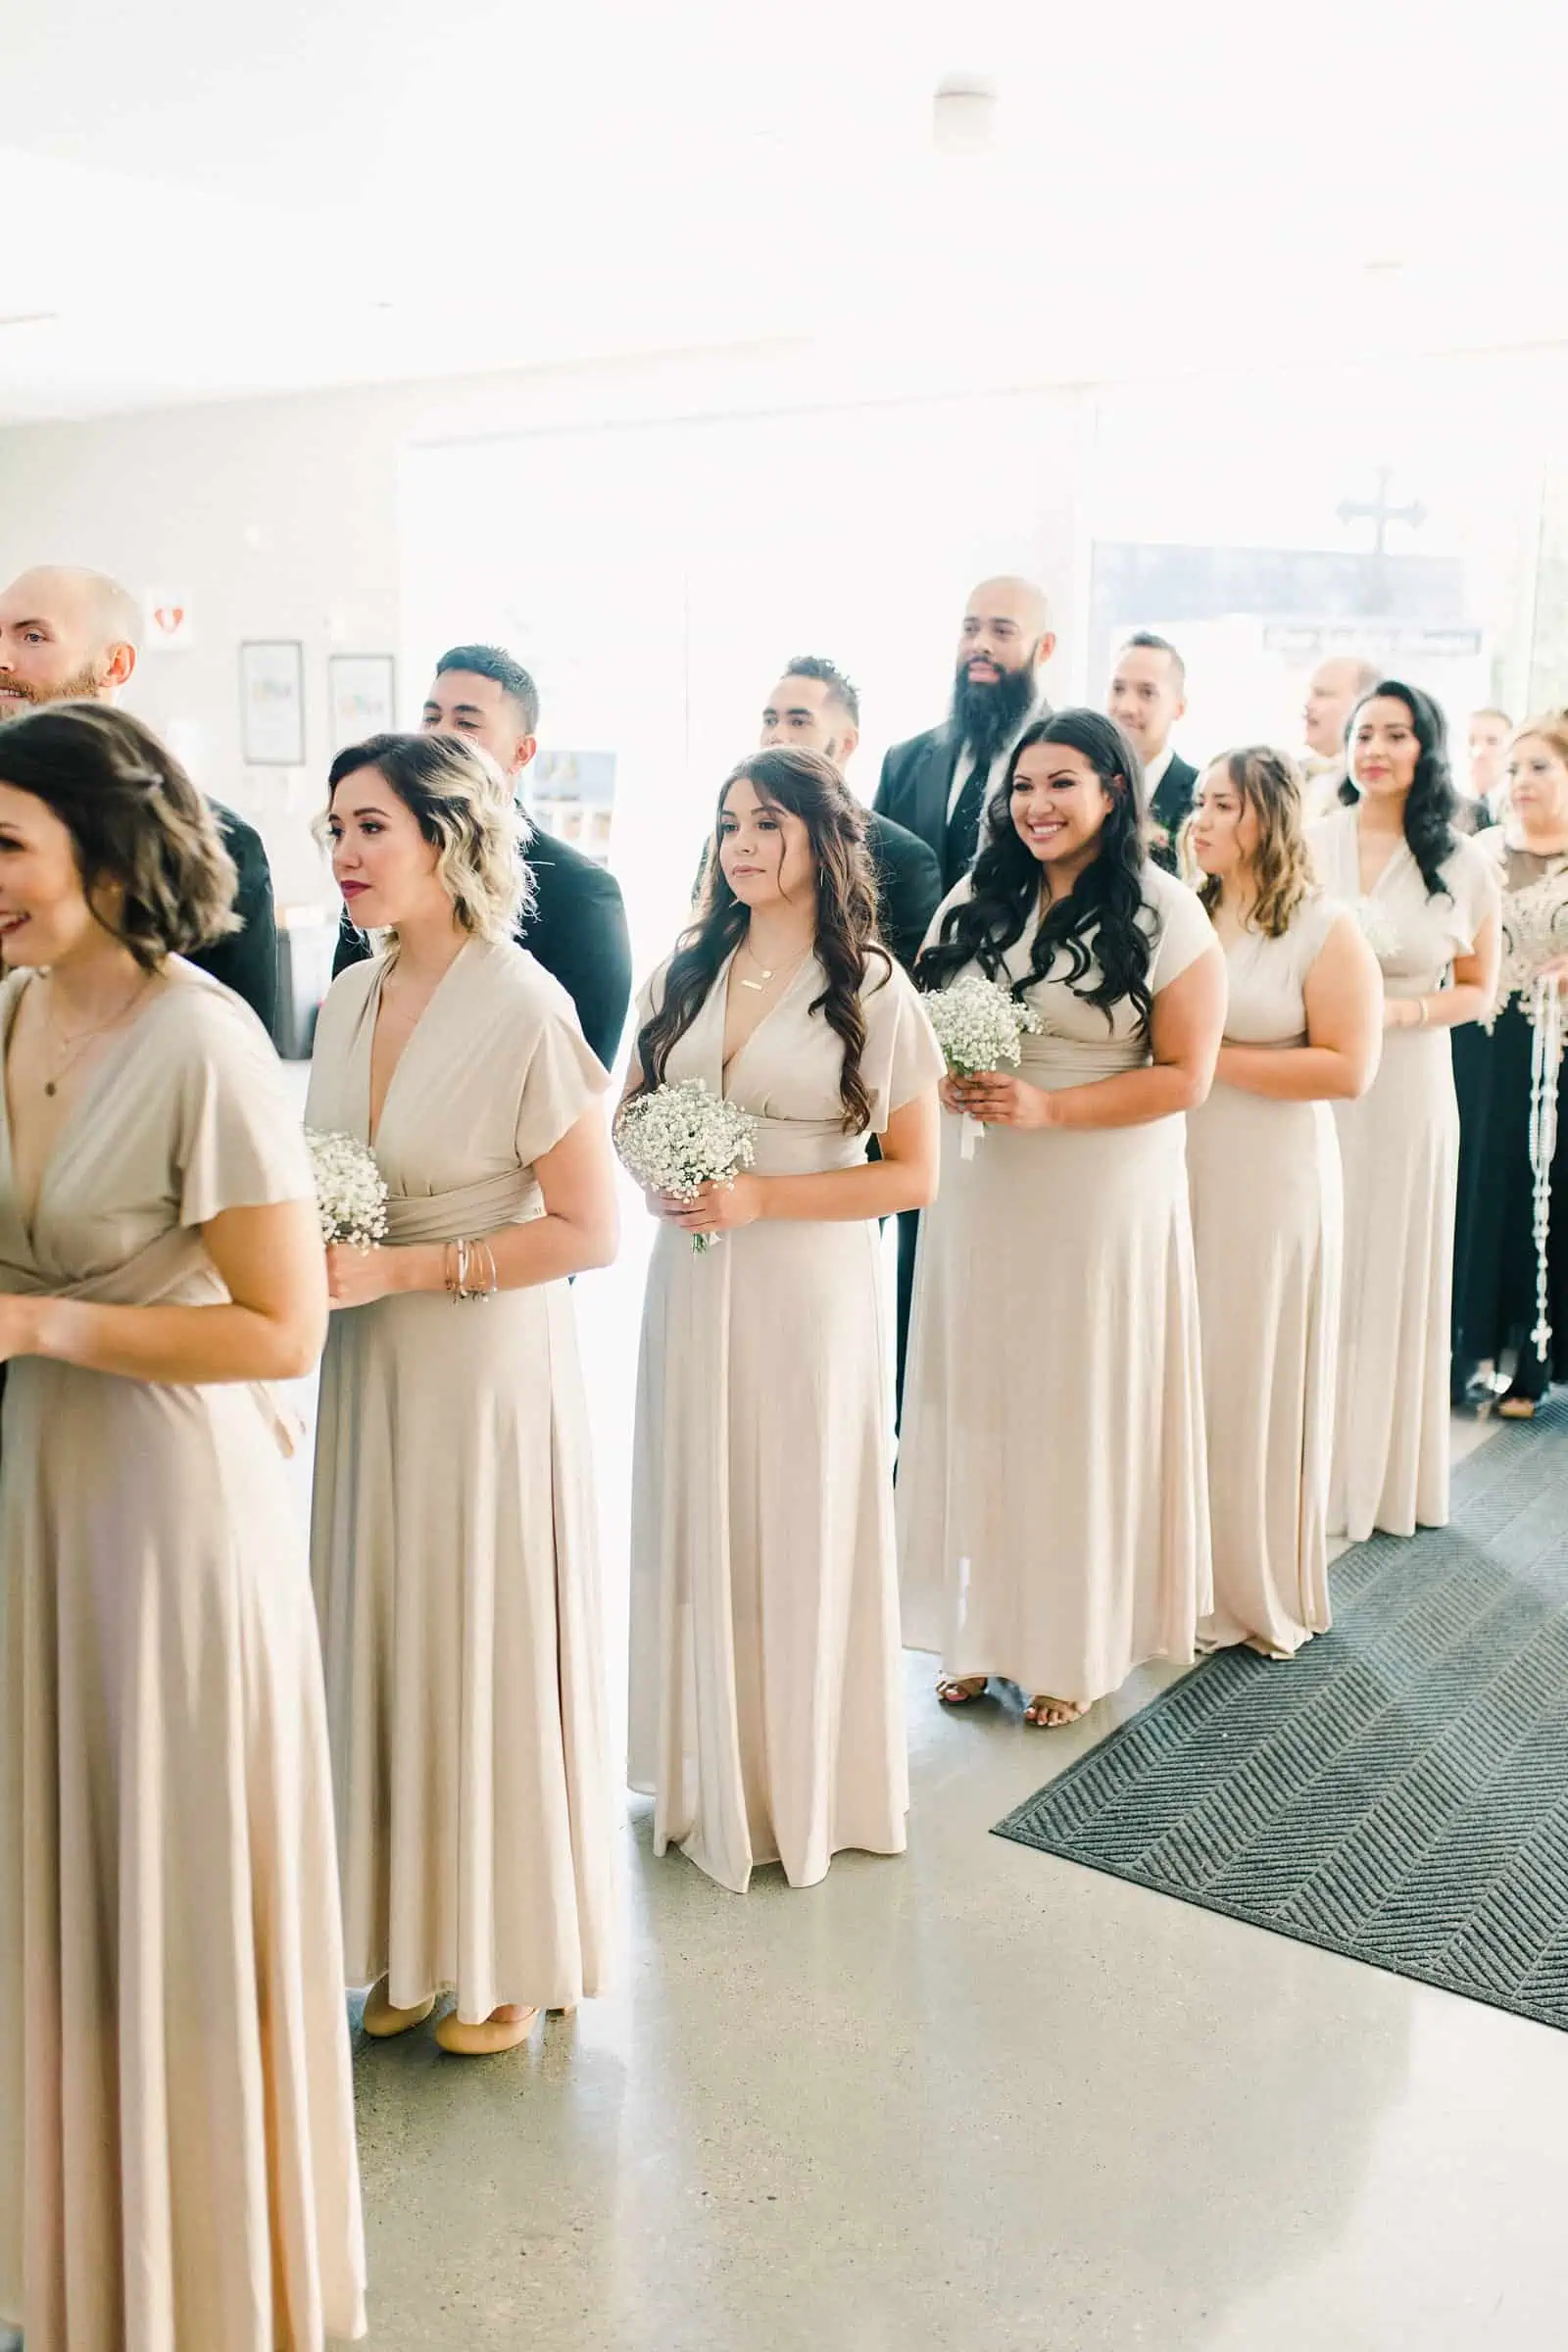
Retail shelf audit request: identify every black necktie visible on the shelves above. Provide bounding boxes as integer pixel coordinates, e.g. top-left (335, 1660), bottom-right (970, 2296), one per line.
top-left (944, 755), bottom-right (987, 888)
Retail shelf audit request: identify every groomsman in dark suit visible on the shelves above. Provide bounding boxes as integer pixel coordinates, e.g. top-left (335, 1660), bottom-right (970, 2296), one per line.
top-left (0, 564), bottom-right (278, 1031)
top-left (333, 643), bottom-right (632, 1070)
top-left (758, 658), bottom-right (941, 970)
top-left (875, 576), bottom-right (1055, 891)
top-left (1106, 631), bottom-right (1198, 872)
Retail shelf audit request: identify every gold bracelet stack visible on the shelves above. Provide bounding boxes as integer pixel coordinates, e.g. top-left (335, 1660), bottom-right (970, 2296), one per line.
top-left (442, 1237), bottom-right (499, 1302)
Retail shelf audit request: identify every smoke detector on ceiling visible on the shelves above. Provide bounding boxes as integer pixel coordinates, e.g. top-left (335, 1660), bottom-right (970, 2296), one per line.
top-left (933, 76), bottom-right (998, 156)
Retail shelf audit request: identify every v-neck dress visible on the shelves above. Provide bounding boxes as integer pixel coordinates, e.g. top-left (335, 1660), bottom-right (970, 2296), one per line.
top-left (1308, 809), bottom-right (1499, 1538)
top-left (898, 864), bottom-right (1217, 1706)
top-left (627, 948), bottom-right (944, 1893)
top-left (1187, 894), bottom-right (1350, 1653)
top-left (0, 962), bottom-right (366, 2352)
top-left (307, 938), bottom-right (616, 2018)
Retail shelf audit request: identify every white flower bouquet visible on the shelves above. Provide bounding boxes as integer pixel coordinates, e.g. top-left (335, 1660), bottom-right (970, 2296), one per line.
top-left (925, 973), bottom-right (1044, 1158)
top-left (613, 1079), bottom-right (759, 1254)
top-left (306, 1127), bottom-right (389, 1250)
top-left (1354, 898), bottom-right (1401, 965)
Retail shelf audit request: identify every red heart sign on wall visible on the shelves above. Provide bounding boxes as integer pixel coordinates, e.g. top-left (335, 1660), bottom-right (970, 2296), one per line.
top-left (153, 607), bottom-right (185, 634)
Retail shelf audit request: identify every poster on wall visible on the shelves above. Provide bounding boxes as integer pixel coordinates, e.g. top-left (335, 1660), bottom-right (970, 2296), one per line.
top-left (144, 589), bottom-right (194, 651)
top-left (529, 748), bottom-right (617, 863)
top-left (328, 653), bottom-right (397, 749)
top-left (239, 640), bottom-right (306, 765)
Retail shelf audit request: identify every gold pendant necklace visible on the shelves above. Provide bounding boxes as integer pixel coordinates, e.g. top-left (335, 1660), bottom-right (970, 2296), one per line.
top-left (41, 971), bottom-right (154, 1098)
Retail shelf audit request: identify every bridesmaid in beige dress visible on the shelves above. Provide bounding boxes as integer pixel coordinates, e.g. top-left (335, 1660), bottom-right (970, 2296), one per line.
top-left (625, 748), bottom-right (942, 1893)
top-left (1186, 748), bottom-right (1382, 1654)
top-left (308, 733), bottom-right (618, 2055)
top-left (0, 705), bottom-right (365, 2352)
top-left (900, 710), bottom-right (1226, 1728)
top-left (1308, 683), bottom-right (1500, 1541)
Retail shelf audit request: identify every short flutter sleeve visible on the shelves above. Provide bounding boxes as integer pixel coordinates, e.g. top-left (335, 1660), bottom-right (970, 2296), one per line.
top-left (512, 994), bottom-right (612, 1172)
top-left (1442, 834), bottom-right (1502, 954)
top-left (1147, 869), bottom-right (1219, 993)
top-left (858, 959), bottom-right (946, 1133)
top-left (174, 979), bottom-right (315, 1227)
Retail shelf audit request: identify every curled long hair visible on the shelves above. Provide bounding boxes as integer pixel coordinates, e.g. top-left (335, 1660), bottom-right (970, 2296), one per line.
top-left (914, 709), bottom-right (1155, 1035)
top-left (1193, 746), bottom-right (1315, 939)
top-left (633, 748), bottom-right (887, 1133)
top-left (323, 732), bottom-right (530, 943)
top-left (0, 702), bottom-right (238, 968)
top-left (1339, 679), bottom-right (1459, 899)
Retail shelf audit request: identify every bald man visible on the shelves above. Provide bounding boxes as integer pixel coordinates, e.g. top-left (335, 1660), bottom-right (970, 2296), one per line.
top-left (0, 566), bottom-right (278, 1030)
top-left (875, 575), bottom-right (1055, 889)
top-left (1300, 654), bottom-right (1382, 818)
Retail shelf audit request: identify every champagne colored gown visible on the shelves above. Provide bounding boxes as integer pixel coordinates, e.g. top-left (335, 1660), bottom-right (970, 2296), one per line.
top-left (1188, 895), bottom-right (1352, 1653)
top-left (628, 950), bottom-right (944, 1893)
top-left (0, 962), bottom-right (366, 2352)
top-left (1307, 810), bottom-right (1499, 1539)
top-left (308, 938), bottom-right (616, 2017)
top-left (899, 864), bottom-right (1217, 1705)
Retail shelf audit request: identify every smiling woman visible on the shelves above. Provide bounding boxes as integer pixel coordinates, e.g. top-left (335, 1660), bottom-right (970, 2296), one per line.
top-left (901, 710), bottom-right (1227, 1731)
top-left (0, 703), bottom-right (366, 2350)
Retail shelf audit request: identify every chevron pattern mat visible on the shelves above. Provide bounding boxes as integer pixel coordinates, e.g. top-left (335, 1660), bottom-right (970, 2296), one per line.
top-left (995, 1396), bottom-right (1568, 2031)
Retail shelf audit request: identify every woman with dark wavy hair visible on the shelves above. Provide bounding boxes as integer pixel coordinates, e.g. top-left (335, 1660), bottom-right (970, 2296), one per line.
top-left (1308, 682), bottom-right (1499, 1539)
top-left (1186, 749), bottom-right (1381, 1655)
top-left (899, 710), bottom-right (1225, 1730)
top-left (0, 706), bottom-right (366, 2346)
top-left (625, 748), bottom-right (942, 1892)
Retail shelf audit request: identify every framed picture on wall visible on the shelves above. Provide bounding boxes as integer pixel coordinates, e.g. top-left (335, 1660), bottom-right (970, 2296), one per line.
top-left (328, 653), bottom-right (397, 750)
top-left (239, 640), bottom-right (306, 765)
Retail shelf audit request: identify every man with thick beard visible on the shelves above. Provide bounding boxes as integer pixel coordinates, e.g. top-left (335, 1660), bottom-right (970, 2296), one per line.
top-left (875, 576), bottom-right (1055, 891)
top-left (0, 564), bottom-right (278, 1030)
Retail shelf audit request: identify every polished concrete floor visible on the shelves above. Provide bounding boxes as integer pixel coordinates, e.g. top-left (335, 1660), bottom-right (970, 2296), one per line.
top-left (341, 1246), bottom-right (1568, 2352)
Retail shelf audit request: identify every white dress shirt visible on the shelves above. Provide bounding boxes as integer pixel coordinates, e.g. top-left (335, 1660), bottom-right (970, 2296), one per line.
top-left (1143, 743), bottom-right (1175, 799)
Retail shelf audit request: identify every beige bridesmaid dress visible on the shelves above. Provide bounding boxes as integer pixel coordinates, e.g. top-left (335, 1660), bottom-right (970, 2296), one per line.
top-left (899, 864), bottom-right (1215, 1705)
top-left (308, 938), bottom-right (616, 2018)
top-left (628, 950), bottom-right (944, 1893)
top-left (1188, 895), bottom-right (1351, 1653)
top-left (1307, 810), bottom-right (1499, 1540)
top-left (0, 964), bottom-right (366, 2352)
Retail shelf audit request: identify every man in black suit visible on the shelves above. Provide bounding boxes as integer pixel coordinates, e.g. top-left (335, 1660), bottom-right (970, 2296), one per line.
top-left (758, 657), bottom-right (941, 969)
top-left (0, 564), bottom-right (278, 1030)
top-left (875, 575), bottom-right (1055, 892)
top-left (333, 643), bottom-right (632, 1070)
top-left (1107, 630), bottom-right (1198, 873)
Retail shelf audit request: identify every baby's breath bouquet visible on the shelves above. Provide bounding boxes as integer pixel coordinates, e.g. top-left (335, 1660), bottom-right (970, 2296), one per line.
top-left (614, 1079), bottom-right (759, 1254)
top-left (306, 1128), bottom-right (389, 1250)
top-left (926, 974), bottom-right (1044, 1159)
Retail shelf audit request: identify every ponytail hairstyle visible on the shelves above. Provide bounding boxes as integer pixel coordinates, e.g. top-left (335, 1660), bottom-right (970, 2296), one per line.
top-left (915, 708), bottom-right (1155, 1036)
top-left (633, 748), bottom-right (888, 1133)
top-left (1339, 679), bottom-right (1459, 899)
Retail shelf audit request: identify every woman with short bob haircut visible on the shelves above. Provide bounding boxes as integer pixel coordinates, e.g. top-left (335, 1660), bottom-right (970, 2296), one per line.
top-left (1186, 746), bottom-right (1382, 1655)
top-left (0, 703), bottom-right (366, 2349)
top-left (901, 709), bottom-right (1226, 1731)
top-left (308, 731), bottom-right (619, 2057)
top-left (1308, 681), bottom-right (1500, 1539)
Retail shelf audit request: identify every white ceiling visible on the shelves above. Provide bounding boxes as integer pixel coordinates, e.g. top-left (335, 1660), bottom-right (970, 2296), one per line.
top-left (3, 0), bottom-right (1567, 425)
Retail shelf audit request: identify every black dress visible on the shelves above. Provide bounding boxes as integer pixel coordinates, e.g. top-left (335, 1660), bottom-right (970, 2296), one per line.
top-left (1453, 844), bottom-right (1568, 1401)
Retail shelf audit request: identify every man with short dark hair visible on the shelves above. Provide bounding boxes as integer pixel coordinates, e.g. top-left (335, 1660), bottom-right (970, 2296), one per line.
top-left (759, 657), bottom-right (941, 969)
top-left (333, 643), bottom-right (632, 1069)
top-left (875, 576), bottom-right (1055, 889)
top-left (1107, 631), bottom-right (1198, 870)
top-left (1465, 707), bottom-right (1511, 827)
top-left (0, 564), bottom-right (278, 1030)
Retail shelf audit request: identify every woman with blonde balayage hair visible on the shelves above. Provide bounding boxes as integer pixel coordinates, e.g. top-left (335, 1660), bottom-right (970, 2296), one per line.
top-left (0, 704), bottom-right (366, 2347)
top-left (308, 732), bottom-right (620, 2055)
top-left (1186, 749), bottom-right (1382, 1654)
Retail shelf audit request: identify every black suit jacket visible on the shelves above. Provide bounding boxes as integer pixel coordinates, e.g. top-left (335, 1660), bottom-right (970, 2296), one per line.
top-left (194, 802), bottom-right (278, 1034)
top-left (873, 724), bottom-right (959, 870)
top-left (1148, 753), bottom-right (1200, 875)
top-left (333, 823), bottom-right (633, 1072)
